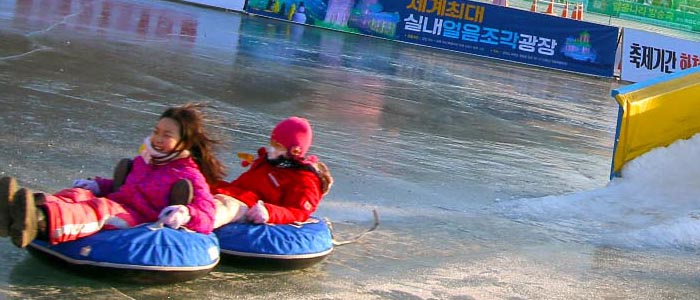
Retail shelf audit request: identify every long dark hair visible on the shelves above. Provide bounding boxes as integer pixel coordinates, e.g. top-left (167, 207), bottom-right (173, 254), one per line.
top-left (159, 103), bottom-right (227, 184)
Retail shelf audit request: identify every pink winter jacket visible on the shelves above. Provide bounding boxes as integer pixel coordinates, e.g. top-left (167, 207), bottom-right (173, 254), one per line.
top-left (95, 156), bottom-right (215, 234)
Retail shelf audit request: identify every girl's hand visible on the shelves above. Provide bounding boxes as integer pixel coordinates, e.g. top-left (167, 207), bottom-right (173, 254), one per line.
top-left (158, 205), bottom-right (191, 229)
top-left (245, 200), bottom-right (269, 224)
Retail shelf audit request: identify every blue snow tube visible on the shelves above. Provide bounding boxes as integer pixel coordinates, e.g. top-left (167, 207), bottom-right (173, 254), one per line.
top-left (215, 216), bottom-right (333, 270)
top-left (27, 224), bottom-right (220, 284)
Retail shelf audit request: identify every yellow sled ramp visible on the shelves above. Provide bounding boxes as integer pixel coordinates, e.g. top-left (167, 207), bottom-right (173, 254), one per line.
top-left (610, 67), bottom-right (700, 178)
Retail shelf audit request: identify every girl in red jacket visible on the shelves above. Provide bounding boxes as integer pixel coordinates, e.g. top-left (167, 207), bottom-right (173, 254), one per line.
top-left (212, 116), bottom-right (332, 227)
top-left (0, 103), bottom-right (227, 248)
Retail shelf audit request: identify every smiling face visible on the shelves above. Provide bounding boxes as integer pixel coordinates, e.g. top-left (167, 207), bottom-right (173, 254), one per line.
top-left (150, 117), bottom-right (182, 153)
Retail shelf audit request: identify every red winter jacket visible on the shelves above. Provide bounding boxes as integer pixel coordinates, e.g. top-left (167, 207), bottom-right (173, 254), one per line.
top-left (212, 148), bottom-right (324, 224)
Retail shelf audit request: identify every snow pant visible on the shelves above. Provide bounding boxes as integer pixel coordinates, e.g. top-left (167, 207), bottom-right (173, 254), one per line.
top-left (213, 196), bottom-right (248, 229)
top-left (42, 188), bottom-right (139, 245)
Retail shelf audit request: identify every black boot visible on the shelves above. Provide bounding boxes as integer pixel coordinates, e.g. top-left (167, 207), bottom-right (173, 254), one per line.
top-left (112, 158), bottom-right (133, 192)
top-left (33, 192), bottom-right (46, 206)
top-left (169, 179), bottom-right (193, 206)
top-left (0, 176), bottom-right (18, 237)
top-left (9, 188), bottom-right (37, 248)
top-left (36, 205), bottom-right (49, 241)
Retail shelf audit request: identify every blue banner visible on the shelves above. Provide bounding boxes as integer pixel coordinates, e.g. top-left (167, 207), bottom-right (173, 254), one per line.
top-left (246, 0), bottom-right (620, 77)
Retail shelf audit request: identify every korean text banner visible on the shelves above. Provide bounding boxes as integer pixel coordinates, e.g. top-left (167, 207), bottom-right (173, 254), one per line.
top-left (620, 28), bottom-right (700, 83)
top-left (587, 0), bottom-right (700, 32)
top-left (246, 0), bottom-right (620, 77)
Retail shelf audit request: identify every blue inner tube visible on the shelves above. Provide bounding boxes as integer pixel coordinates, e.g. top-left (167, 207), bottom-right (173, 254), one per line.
top-left (27, 224), bottom-right (220, 283)
top-left (215, 217), bottom-right (333, 269)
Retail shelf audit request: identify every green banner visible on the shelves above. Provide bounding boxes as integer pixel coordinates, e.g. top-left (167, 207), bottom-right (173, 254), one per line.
top-left (587, 0), bottom-right (700, 31)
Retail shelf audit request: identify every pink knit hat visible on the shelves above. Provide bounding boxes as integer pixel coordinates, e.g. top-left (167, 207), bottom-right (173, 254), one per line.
top-left (271, 116), bottom-right (313, 158)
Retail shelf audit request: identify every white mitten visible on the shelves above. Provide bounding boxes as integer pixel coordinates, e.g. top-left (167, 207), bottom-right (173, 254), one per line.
top-left (246, 200), bottom-right (269, 224)
top-left (72, 179), bottom-right (100, 195)
top-left (158, 205), bottom-right (191, 229)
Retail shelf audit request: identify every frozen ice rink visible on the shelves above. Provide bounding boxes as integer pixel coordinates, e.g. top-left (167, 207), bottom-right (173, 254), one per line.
top-left (1, 0), bottom-right (699, 299)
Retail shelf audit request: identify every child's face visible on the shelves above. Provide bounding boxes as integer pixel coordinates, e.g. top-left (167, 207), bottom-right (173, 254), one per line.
top-left (267, 139), bottom-right (288, 159)
top-left (151, 117), bottom-right (182, 153)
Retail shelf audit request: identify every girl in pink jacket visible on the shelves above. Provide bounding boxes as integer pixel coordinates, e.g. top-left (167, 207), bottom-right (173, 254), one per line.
top-left (0, 103), bottom-right (227, 248)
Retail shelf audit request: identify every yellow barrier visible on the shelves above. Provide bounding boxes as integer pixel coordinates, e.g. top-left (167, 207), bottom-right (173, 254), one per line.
top-left (610, 67), bottom-right (700, 177)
